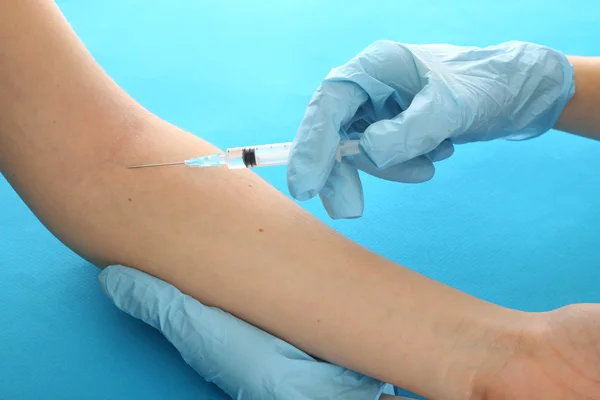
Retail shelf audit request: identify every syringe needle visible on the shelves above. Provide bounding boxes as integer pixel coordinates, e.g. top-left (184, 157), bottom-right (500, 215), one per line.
top-left (127, 161), bottom-right (186, 169)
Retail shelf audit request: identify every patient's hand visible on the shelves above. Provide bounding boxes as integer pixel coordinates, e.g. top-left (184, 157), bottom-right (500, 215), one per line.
top-left (99, 265), bottom-right (394, 400)
top-left (473, 305), bottom-right (600, 399)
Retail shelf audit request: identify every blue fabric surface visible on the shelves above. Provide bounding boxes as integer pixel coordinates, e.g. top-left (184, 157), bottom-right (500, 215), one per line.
top-left (1, 1), bottom-right (599, 399)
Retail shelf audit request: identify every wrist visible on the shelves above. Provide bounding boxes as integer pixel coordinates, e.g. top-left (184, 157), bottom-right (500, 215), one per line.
top-left (423, 305), bottom-right (531, 400)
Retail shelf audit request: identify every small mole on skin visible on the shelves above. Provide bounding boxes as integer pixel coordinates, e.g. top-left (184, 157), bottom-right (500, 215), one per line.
top-left (248, 184), bottom-right (253, 188)
top-left (127, 197), bottom-right (132, 202)
top-left (258, 228), bottom-right (264, 233)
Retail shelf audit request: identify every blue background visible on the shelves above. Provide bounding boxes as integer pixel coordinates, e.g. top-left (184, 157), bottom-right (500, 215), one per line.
top-left (1, 1), bottom-right (599, 399)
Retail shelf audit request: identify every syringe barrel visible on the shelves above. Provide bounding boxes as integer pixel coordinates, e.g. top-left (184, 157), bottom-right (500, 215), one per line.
top-left (226, 142), bottom-right (293, 169)
top-left (226, 140), bottom-right (360, 169)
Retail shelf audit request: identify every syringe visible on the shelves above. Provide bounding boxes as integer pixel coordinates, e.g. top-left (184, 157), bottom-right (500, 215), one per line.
top-left (127, 140), bottom-right (361, 170)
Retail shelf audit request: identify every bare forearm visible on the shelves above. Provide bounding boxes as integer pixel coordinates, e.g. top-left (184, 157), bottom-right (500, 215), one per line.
top-left (555, 56), bottom-right (600, 140)
top-left (5, 116), bottom-right (522, 399)
top-left (0, 2), bottom-right (525, 399)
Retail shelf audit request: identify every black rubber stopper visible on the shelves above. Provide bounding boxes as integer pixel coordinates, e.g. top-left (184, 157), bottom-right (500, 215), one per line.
top-left (242, 148), bottom-right (257, 167)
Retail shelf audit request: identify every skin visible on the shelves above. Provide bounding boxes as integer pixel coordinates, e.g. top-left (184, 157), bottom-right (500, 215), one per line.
top-left (1, 1), bottom-right (599, 399)
top-left (556, 56), bottom-right (600, 140)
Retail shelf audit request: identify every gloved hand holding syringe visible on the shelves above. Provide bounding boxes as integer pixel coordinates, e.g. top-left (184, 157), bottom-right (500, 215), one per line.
top-left (127, 140), bottom-right (361, 170)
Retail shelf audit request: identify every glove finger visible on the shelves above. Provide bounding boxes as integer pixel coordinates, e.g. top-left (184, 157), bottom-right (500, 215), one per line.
top-left (361, 81), bottom-right (462, 169)
top-left (318, 160), bottom-right (363, 219)
top-left (427, 139), bottom-right (454, 162)
top-left (98, 265), bottom-right (232, 352)
top-left (353, 153), bottom-right (434, 183)
top-left (287, 81), bottom-right (368, 202)
top-left (99, 265), bottom-right (177, 331)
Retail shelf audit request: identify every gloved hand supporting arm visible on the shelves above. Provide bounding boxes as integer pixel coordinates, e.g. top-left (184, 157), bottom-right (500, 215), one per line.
top-left (555, 56), bottom-right (600, 140)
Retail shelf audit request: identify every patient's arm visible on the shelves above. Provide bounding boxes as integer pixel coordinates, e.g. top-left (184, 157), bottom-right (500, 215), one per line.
top-left (555, 56), bottom-right (600, 140)
top-left (0, 2), bottom-right (526, 399)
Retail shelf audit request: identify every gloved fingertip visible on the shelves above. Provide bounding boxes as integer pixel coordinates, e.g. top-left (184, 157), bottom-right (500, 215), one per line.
top-left (288, 185), bottom-right (316, 202)
top-left (323, 194), bottom-right (364, 219)
top-left (323, 200), bottom-right (363, 219)
top-left (391, 156), bottom-right (434, 183)
top-left (98, 265), bottom-right (120, 298)
top-left (414, 162), bottom-right (435, 182)
top-left (427, 139), bottom-right (455, 162)
top-left (375, 383), bottom-right (396, 399)
top-left (98, 265), bottom-right (156, 301)
top-left (318, 162), bottom-right (364, 219)
top-left (287, 167), bottom-right (324, 202)
top-left (287, 167), bottom-right (307, 201)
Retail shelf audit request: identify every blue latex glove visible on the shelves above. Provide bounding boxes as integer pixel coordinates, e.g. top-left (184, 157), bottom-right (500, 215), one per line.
top-left (287, 40), bottom-right (575, 219)
top-left (99, 265), bottom-right (397, 400)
